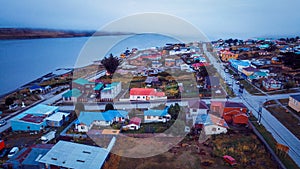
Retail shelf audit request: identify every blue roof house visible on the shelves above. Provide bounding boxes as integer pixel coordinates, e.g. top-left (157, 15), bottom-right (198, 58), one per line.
top-left (39, 137), bottom-right (116, 169)
top-left (76, 110), bottom-right (129, 132)
top-left (228, 59), bottom-right (251, 73)
top-left (10, 104), bottom-right (59, 131)
top-left (144, 107), bottom-right (171, 123)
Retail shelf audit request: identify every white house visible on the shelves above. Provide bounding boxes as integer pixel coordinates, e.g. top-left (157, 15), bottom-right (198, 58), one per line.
top-left (129, 88), bottom-right (167, 101)
top-left (204, 114), bottom-right (229, 135)
top-left (187, 100), bottom-right (209, 125)
top-left (123, 117), bottom-right (142, 130)
top-left (144, 107), bottom-right (171, 123)
top-left (75, 110), bottom-right (129, 132)
top-left (100, 82), bottom-right (122, 101)
top-left (180, 64), bottom-right (190, 71)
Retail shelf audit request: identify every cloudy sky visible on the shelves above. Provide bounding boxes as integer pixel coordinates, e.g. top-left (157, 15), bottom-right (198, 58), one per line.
top-left (1, 0), bottom-right (300, 39)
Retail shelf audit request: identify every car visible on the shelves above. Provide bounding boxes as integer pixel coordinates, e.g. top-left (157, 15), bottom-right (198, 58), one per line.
top-left (223, 155), bottom-right (237, 166)
top-left (0, 148), bottom-right (9, 158)
top-left (7, 147), bottom-right (19, 158)
top-left (0, 120), bottom-right (6, 127)
top-left (236, 81), bottom-right (240, 84)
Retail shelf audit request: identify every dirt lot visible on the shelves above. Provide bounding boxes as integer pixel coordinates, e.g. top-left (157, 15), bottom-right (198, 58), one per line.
top-left (115, 128), bottom-right (278, 169)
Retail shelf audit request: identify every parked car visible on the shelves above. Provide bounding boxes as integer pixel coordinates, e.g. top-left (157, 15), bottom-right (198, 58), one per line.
top-left (0, 120), bottom-right (6, 127)
top-left (236, 81), bottom-right (240, 84)
top-left (223, 155), bottom-right (237, 166)
top-left (0, 148), bottom-right (9, 158)
top-left (7, 147), bottom-right (19, 158)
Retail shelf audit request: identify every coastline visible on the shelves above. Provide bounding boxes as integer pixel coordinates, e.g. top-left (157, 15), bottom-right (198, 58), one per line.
top-left (0, 28), bottom-right (134, 40)
top-left (0, 68), bottom-right (73, 99)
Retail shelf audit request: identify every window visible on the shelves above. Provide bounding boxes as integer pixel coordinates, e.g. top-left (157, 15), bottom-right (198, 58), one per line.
top-left (147, 116), bottom-right (151, 119)
top-left (81, 126), bottom-right (85, 130)
top-left (212, 128), bottom-right (216, 131)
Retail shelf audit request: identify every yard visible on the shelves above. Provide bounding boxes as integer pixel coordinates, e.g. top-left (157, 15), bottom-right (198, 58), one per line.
top-left (265, 100), bottom-right (300, 140)
top-left (117, 126), bottom-right (279, 169)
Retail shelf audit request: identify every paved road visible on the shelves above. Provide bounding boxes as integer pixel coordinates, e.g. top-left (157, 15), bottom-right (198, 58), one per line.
top-left (203, 43), bottom-right (300, 167)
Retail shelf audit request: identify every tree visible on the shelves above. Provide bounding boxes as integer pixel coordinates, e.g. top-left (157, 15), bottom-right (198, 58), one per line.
top-left (101, 53), bottom-right (121, 75)
top-left (5, 97), bottom-right (14, 106)
top-left (105, 103), bottom-right (114, 111)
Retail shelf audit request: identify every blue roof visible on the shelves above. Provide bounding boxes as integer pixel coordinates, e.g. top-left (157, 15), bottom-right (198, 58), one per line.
top-left (144, 107), bottom-right (169, 116)
top-left (12, 104), bottom-right (58, 120)
top-left (291, 94), bottom-right (300, 102)
top-left (78, 110), bottom-right (128, 126)
top-left (29, 85), bottom-right (43, 90)
top-left (195, 114), bottom-right (208, 124)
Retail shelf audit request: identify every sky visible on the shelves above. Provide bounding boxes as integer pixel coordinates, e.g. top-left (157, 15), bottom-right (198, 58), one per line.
top-left (1, 0), bottom-right (300, 40)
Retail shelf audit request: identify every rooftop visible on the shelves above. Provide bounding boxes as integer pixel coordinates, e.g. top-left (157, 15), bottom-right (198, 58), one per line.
top-left (290, 94), bottom-right (300, 101)
top-left (93, 83), bottom-right (104, 91)
top-left (144, 107), bottom-right (169, 117)
top-left (62, 88), bottom-right (82, 98)
top-left (45, 112), bottom-right (70, 122)
top-left (77, 110), bottom-right (128, 126)
top-left (188, 100), bottom-right (209, 109)
top-left (130, 88), bottom-right (165, 97)
top-left (12, 104), bottom-right (58, 122)
top-left (39, 140), bottom-right (114, 169)
top-left (19, 114), bottom-right (47, 124)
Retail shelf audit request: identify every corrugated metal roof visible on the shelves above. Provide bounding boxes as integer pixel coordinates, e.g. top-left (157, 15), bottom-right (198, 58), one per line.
top-left (38, 140), bottom-right (113, 169)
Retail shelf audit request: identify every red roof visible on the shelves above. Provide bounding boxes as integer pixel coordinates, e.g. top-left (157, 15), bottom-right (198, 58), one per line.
top-left (129, 117), bottom-right (141, 126)
top-left (130, 88), bottom-right (165, 97)
top-left (20, 114), bottom-right (47, 123)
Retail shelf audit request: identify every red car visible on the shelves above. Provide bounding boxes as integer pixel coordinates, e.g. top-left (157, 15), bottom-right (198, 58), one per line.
top-left (223, 155), bottom-right (237, 166)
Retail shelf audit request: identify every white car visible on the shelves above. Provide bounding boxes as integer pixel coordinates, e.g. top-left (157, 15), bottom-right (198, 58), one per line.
top-left (8, 147), bottom-right (19, 158)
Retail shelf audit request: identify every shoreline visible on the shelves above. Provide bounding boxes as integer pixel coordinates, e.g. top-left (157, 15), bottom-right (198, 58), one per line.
top-left (0, 68), bottom-right (73, 99)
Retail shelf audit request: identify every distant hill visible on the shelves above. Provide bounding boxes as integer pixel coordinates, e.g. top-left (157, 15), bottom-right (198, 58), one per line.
top-left (0, 28), bottom-right (134, 39)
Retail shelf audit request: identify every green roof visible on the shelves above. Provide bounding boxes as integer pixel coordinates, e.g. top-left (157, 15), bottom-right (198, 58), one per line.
top-left (248, 74), bottom-right (256, 80)
top-left (94, 83), bottom-right (104, 90)
top-left (62, 88), bottom-right (82, 98)
top-left (73, 78), bottom-right (93, 86)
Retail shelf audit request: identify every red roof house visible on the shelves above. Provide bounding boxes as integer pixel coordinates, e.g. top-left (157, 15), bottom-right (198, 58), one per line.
top-left (130, 88), bottom-right (167, 101)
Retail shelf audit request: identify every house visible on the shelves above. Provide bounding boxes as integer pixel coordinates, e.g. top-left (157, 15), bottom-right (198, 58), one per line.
top-left (123, 117), bottom-right (142, 130)
top-left (248, 71), bottom-right (268, 81)
top-left (3, 144), bottom-right (53, 169)
top-left (45, 111), bottom-right (70, 127)
top-left (204, 114), bottom-right (229, 135)
top-left (210, 101), bottom-right (248, 124)
top-left (39, 137), bottom-right (116, 169)
top-left (187, 100), bottom-right (209, 124)
top-left (262, 78), bottom-right (282, 91)
top-left (29, 85), bottom-right (51, 94)
top-left (144, 107), bottom-right (171, 123)
top-left (180, 64), bottom-right (190, 71)
top-left (165, 58), bottom-right (176, 67)
top-left (191, 62), bottom-right (209, 70)
top-left (130, 88), bottom-right (167, 101)
top-left (75, 110), bottom-right (129, 132)
top-left (62, 88), bottom-right (82, 102)
top-left (152, 60), bottom-right (162, 68)
top-left (288, 94), bottom-right (300, 112)
top-left (228, 59), bottom-right (251, 72)
top-left (242, 66), bottom-right (259, 77)
top-left (220, 51), bottom-right (238, 62)
top-left (72, 78), bottom-right (95, 94)
top-left (100, 82), bottom-right (122, 101)
top-left (145, 76), bottom-right (161, 86)
top-left (10, 104), bottom-right (59, 131)
top-left (175, 58), bottom-right (184, 66)
top-left (204, 76), bottom-right (220, 89)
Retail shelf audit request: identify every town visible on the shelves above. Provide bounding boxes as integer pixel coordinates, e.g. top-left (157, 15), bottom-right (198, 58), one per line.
top-left (0, 36), bottom-right (300, 169)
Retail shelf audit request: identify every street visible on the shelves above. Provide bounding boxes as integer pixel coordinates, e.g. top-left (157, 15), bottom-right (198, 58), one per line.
top-left (203, 43), bottom-right (300, 166)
